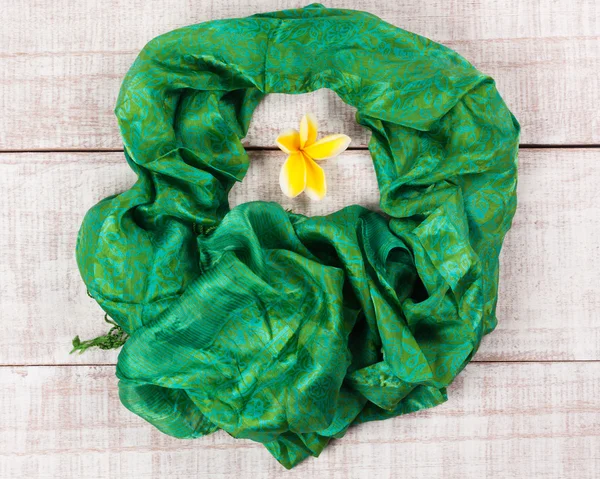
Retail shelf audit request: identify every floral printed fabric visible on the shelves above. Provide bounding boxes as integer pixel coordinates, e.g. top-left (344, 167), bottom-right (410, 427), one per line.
top-left (75, 3), bottom-right (520, 469)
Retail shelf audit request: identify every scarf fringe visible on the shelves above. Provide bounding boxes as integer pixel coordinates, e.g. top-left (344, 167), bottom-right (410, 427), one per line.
top-left (70, 313), bottom-right (128, 354)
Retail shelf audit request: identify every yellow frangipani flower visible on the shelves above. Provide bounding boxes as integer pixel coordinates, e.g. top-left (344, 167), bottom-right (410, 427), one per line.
top-left (276, 114), bottom-right (351, 200)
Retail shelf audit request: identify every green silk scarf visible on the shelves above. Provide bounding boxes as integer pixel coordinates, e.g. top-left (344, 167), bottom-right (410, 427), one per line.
top-left (75, 3), bottom-right (520, 469)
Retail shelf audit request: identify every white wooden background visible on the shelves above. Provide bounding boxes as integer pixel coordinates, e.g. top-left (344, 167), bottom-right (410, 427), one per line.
top-left (1, 1), bottom-right (599, 477)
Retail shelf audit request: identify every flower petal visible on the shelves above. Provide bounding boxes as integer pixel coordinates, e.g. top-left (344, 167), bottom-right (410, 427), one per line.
top-left (299, 113), bottom-right (318, 148)
top-left (303, 134), bottom-right (351, 160)
top-left (279, 151), bottom-right (306, 198)
top-left (303, 153), bottom-right (327, 200)
top-left (276, 129), bottom-right (301, 154)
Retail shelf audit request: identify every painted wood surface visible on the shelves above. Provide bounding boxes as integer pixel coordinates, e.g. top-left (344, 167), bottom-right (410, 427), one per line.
top-left (1, 0), bottom-right (599, 149)
top-left (2, 1), bottom-right (600, 477)
top-left (0, 148), bottom-right (598, 366)
top-left (1, 363), bottom-right (599, 478)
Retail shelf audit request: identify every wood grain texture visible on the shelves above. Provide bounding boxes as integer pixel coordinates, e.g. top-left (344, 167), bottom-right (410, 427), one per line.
top-left (1, 363), bottom-right (599, 478)
top-left (1, 0), bottom-right (599, 149)
top-left (2, 1), bottom-right (599, 477)
top-left (1, 148), bottom-right (598, 365)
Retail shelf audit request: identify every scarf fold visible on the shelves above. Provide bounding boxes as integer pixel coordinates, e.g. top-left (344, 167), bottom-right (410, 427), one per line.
top-left (76, 3), bottom-right (519, 468)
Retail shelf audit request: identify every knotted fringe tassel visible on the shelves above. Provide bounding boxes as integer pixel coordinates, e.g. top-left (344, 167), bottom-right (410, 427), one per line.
top-left (70, 313), bottom-right (128, 354)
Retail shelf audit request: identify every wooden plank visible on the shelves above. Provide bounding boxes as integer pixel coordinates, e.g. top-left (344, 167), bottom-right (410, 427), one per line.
top-left (1, 0), bottom-right (599, 149)
top-left (0, 148), bottom-right (598, 365)
top-left (0, 363), bottom-right (598, 478)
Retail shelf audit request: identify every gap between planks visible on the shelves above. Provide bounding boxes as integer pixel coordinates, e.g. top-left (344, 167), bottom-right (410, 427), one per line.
top-left (1, 145), bottom-right (600, 154)
top-left (2, 359), bottom-right (600, 368)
